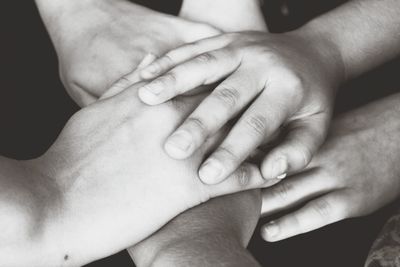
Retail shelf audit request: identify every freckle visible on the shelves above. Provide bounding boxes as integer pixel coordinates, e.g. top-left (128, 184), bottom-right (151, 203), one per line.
top-left (64, 255), bottom-right (69, 261)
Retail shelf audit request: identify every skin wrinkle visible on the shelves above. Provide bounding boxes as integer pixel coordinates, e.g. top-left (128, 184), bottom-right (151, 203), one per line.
top-left (0, 161), bottom-right (64, 240)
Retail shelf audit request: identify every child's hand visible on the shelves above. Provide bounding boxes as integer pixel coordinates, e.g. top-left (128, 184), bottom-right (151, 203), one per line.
top-left (260, 95), bottom-right (400, 241)
top-left (137, 30), bottom-right (345, 184)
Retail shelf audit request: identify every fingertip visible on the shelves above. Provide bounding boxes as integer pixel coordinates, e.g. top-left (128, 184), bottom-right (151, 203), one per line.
top-left (261, 155), bottom-right (288, 180)
top-left (137, 87), bottom-right (162, 105)
top-left (140, 68), bottom-right (158, 80)
top-left (164, 131), bottom-right (194, 160)
top-left (198, 159), bottom-right (225, 185)
top-left (138, 53), bottom-right (158, 69)
top-left (261, 222), bottom-right (280, 242)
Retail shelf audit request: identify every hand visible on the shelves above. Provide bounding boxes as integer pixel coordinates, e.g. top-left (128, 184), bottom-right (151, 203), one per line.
top-left (26, 80), bottom-right (269, 266)
top-left (135, 28), bottom-right (345, 184)
top-left (36, 0), bottom-right (219, 107)
top-left (126, 8), bottom-right (268, 267)
top-left (260, 94), bottom-right (400, 242)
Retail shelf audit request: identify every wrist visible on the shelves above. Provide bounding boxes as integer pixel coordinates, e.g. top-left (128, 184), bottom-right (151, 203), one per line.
top-left (296, 19), bottom-right (347, 82)
top-left (0, 158), bottom-right (78, 267)
top-left (291, 21), bottom-right (347, 89)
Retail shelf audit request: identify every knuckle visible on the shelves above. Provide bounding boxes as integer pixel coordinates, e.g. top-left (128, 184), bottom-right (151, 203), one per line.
top-left (157, 54), bottom-right (174, 70)
top-left (162, 72), bottom-right (178, 84)
top-left (112, 76), bottom-right (131, 89)
top-left (281, 71), bottom-right (303, 93)
top-left (185, 117), bottom-right (208, 137)
top-left (244, 114), bottom-right (268, 137)
top-left (217, 145), bottom-right (240, 163)
top-left (291, 144), bottom-right (312, 169)
top-left (196, 52), bottom-right (217, 64)
top-left (213, 86), bottom-right (240, 109)
top-left (182, 42), bottom-right (200, 53)
top-left (155, 72), bottom-right (177, 88)
top-left (312, 199), bottom-right (333, 219)
top-left (272, 182), bottom-right (293, 201)
top-left (234, 165), bottom-right (251, 187)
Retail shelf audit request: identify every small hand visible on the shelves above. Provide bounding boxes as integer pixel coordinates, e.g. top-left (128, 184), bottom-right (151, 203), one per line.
top-left (260, 95), bottom-right (400, 241)
top-left (136, 29), bottom-right (344, 184)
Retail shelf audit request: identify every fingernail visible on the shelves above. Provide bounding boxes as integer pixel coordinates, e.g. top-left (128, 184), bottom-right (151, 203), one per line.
top-left (271, 157), bottom-right (288, 179)
top-left (277, 173), bottom-right (287, 180)
top-left (137, 53), bottom-right (157, 69)
top-left (140, 64), bottom-right (160, 79)
top-left (144, 83), bottom-right (164, 95)
top-left (262, 221), bottom-right (280, 239)
top-left (164, 131), bottom-right (193, 158)
top-left (138, 85), bottom-right (163, 105)
top-left (199, 159), bottom-right (224, 184)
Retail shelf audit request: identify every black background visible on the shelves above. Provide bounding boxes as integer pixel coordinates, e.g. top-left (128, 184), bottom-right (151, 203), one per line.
top-left (1, 1), bottom-right (399, 266)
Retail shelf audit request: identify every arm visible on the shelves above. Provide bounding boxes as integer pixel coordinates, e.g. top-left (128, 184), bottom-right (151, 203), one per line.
top-left (130, 191), bottom-right (262, 267)
top-left (180, 0), bottom-right (267, 32)
top-left (260, 92), bottom-right (400, 241)
top-left (35, 0), bottom-right (219, 107)
top-left (297, 0), bottom-right (400, 80)
top-left (0, 84), bottom-right (268, 266)
top-left (125, 4), bottom-right (270, 266)
top-left (132, 0), bottom-right (400, 187)
top-left (35, 1), bottom-right (266, 266)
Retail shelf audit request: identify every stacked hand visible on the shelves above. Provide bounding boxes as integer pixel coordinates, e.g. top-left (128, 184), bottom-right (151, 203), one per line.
top-left (38, 0), bottom-right (220, 107)
top-left (25, 79), bottom-right (271, 266)
top-left (135, 28), bottom-right (345, 184)
top-left (260, 94), bottom-right (400, 241)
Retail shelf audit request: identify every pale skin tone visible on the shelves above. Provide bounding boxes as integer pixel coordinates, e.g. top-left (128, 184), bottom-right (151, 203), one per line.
top-left (130, 1), bottom-right (270, 266)
top-left (261, 93), bottom-right (400, 241)
top-left (0, 82), bottom-right (273, 267)
top-left (137, 0), bottom-right (400, 187)
top-left (32, 0), bottom-right (267, 266)
top-left (3, 1), bottom-right (400, 267)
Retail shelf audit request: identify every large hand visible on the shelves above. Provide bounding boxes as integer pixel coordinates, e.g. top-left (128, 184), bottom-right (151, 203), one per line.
top-left (36, 0), bottom-right (219, 107)
top-left (25, 82), bottom-right (269, 266)
top-left (135, 28), bottom-right (345, 184)
top-left (260, 94), bottom-right (400, 242)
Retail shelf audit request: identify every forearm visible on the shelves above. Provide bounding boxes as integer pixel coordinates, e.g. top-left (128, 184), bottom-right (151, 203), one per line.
top-left (180, 0), bottom-right (267, 32)
top-left (298, 0), bottom-right (400, 80)
top-left (0, 156), bottom-right (67, 266)
top-left (130, 190), bottom-right (262, 267)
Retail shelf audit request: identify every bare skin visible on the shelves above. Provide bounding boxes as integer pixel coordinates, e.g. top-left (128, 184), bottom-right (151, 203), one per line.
top-left (34, 0), bottom-right (268, 266)
top-left (136, 0), bottom-right (400, 187)
top-left (129, 2), bottom-right (269, 266)
top-left (0, 82), bottom-right (273, 267)
top-left (261, 93), bottom-right (400, 241)
top-left (35, 0), bottom-right (220, 107)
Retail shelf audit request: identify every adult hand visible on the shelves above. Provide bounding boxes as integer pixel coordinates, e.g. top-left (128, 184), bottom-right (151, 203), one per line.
top-left (25, 81), bottom-right (269, 266)
top-left (260, 94), bottom-right (400, 242)
top-left (125, 6), bottom-right (269, 267)
top-left (36, 0), bottom-right (220, 107)
top-left (135, 28), bottom-right (345, 184)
